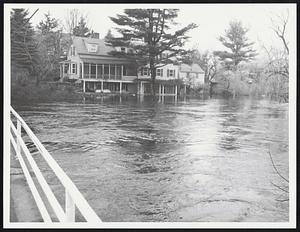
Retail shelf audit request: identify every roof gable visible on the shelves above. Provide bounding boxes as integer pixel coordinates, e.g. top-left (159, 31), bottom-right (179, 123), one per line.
top-left (72, 36), bottom-right (114, 56)
top-left (180, 63), bottom-right (204, 73)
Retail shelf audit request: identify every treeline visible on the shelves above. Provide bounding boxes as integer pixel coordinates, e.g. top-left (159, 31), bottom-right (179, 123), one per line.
top-left (182, 13), bottom-right (289, 102)
top-left (11, 8), bottom-right (94, 87)
top-left (11, 8), bottom-right (289, 103)
top-left (10, 8), bottom-right (97, 103)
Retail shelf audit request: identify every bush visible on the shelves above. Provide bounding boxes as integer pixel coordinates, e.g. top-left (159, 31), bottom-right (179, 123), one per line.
top-left (11, 81), bottom-right (82, 105)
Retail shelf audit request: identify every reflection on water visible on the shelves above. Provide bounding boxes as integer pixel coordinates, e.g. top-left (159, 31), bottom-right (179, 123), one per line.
top-left (14, 95), bottom-right (289, 222)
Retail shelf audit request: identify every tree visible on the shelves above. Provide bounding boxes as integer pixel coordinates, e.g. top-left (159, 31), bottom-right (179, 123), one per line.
top-left (106, 9), bottom-right (197, 96)
top-left (104, 29), bottom-right (113, 41)
top-left (11, 8), bottom-right (38, 80)
top-left (214, 20), bottom-right (257, 70)
top-left (261, 10), bottom-right (289, 102)
top-left (73, 16), bottom-right (91, 37)
top-left (183, 49), bottom-right (218, 83)
top-left (35, 13), bottom-right (63, 84)
top-left (270, 10), bottom-right (289, 55)
top-left (64, 9), bottom-right (80, 35)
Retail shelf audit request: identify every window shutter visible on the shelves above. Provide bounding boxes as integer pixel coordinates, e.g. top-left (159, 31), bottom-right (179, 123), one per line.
top-left (161, 69), bottom-right (163, 77)
top-left (167, 69), bottom-right (169, 77)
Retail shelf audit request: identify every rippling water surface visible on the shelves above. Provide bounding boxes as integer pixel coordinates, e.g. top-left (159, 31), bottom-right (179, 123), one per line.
top-left (14, 96), bottom-right (289, 222)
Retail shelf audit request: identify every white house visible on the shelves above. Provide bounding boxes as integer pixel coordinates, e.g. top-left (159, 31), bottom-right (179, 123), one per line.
top-left (59, 35), bottom-right (205, 95)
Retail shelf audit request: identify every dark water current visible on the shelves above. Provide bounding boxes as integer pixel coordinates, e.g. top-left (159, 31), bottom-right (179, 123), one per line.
top-left (14, 95), bottom-right (289, 222)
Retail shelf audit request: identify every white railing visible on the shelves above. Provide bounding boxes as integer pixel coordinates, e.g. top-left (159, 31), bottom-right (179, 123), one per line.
top-left (10, 107), bottom-right (102, 223)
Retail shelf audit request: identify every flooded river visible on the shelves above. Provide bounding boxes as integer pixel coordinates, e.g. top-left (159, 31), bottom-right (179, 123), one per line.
top-left (14, 96), bottom-right (289, 222)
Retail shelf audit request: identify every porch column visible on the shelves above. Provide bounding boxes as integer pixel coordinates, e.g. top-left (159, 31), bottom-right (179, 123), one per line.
top-left (101, 81), bottom-right (103, 91)
top-left (59, 64), bottom-right (62, 78)
top-left (96, 64), bottom-right (98, 79)
top-left (175, 85), bottom-right (178, 95)
top-left (184, 84), bottom-right (187, 95)
top-left (108, 64), bottom-right (110, 79)
top-left (82, 63), bottom-right (84, 79)
top-left (140, 82), bottom-right (144, 95)
top-left (94, 82), bottom-right (96, 91)
top-left (102, 64), bottom-right (104, 79)
top-left (120, 82), bottom-right (122, 94)
top-left (115, 65), bottom-right (117, 80)
top-left (89, 63), bottom-right (91, 79)
top-left (162, 85), bottom-right (165, 96)
top-left (62, 63), bottom-right (65, 78)
top-left (121, 65), bottom-right (124, 78)
top-left (159, 84), bottom-right (161, 96)
top-left (83, 80), bottom-right (86, 93)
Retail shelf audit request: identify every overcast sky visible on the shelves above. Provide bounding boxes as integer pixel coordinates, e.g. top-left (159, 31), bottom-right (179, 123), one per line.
top-left (8, 4), bottom-right (296, 61)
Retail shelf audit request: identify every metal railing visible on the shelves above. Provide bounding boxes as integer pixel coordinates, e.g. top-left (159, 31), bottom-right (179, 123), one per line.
top-left (10, 107), bottom-right (102, 223)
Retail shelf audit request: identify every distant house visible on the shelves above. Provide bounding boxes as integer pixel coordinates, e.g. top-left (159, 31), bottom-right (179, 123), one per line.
top-left (178, 63), bottom-right (205, 87)
top-left (60, 34), bottom-right (204, 95)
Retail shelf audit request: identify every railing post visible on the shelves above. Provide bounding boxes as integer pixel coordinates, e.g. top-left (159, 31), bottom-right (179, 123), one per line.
top-left (16, 119), bottom-right (21, 156)
top-left (65, 189), bottom-right (75, 222)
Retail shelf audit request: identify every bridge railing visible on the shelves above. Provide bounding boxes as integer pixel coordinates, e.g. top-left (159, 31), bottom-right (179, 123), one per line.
top-left (10, 106), bottom-right (102, 223)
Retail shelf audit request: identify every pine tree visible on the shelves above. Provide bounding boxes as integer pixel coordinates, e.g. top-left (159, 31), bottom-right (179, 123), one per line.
top-left (104, 29), bottom-right (113, 41)
top-left (106, 9), bottom-right (197, 95)
top-left (214, 20), bottom-right (257, 70)
top-left (73, 16), bottom-right (90, 37)
top-left (11, 8), bottom-right (38, 74)
top-left (36, 13), bottom-right (63, 82)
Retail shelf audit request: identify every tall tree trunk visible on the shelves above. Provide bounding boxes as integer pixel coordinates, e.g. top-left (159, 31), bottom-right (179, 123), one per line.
top-left (209, 81), bottom-right (213, 97)
top-left (150, 59), bottom-right (156, 97)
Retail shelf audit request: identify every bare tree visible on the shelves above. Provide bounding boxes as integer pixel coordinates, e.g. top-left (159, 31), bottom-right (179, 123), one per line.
top-left (64, 9), bottom-right (80, 35)
top-left (259, 10), bottom-right (289, 102)
top-left (270, 9), bottom-right (289, 55)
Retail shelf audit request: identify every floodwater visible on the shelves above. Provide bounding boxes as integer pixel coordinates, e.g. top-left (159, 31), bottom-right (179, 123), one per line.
top-left (13, 95), bottom-right (289, 222)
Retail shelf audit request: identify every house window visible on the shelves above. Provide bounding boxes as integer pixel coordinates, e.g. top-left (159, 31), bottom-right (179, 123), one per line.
top-left (142, 68), bottom-right (149, 76)
top-left (167, 69), bottom-right (175, 77)
top-left (156, 69), bottom-right (163, 77)
top-left (70, 46), bottom-right (75, 56)
top-left (120, 47), bottom-right (126, 53)
top-left (71, 63), bottom-right (77, 74)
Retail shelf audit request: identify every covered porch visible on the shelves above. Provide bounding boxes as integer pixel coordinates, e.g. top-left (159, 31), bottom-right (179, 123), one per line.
top-left (137, 79), bottom-right (186, 96)
top-left (80, 58), bottom-right (137, 81)
top-left (82, 79), bottom-right (137, 94)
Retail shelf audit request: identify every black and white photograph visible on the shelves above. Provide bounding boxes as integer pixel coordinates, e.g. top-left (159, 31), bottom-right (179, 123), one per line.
top-left (3, 2), bottom-right (297, 229)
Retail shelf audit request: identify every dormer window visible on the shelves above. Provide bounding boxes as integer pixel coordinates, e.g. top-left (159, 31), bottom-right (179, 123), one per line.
top-left (87, 43), bottom-right (98, 53)
top-left (120, 47), bottom-right (126, 53)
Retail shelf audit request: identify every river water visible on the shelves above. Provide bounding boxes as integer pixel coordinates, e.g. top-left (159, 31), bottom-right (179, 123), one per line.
top-left (13, 96), bottom-right (289, 222)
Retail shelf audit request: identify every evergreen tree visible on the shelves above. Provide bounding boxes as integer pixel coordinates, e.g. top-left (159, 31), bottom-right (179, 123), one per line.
top-left (11, 8), bottom-right (38, 74)
top-left (37, 12), bottom-right (58, 34)
top-left (106, 9), bottom-right (197, 95)
top-left (36, 13), bottom-right (63, 82)
top-left (73, 16), bottom-right (90, 37)
top-left (214, 20), bottom-right (257, 70)
top-left (104, 29), bottom-right (113, 41)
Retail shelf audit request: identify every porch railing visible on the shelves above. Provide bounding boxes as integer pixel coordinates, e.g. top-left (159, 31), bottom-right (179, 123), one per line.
top-left (83, 74), bottom-right (122, 80)
top-left (10, 107), bottom-right (102, 223)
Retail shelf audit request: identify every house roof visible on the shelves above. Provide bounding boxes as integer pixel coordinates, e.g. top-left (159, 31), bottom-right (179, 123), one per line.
top-left (73, 36), bottom-right (114, 56)
top-left (179, 63), bottom-right (204, 73)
